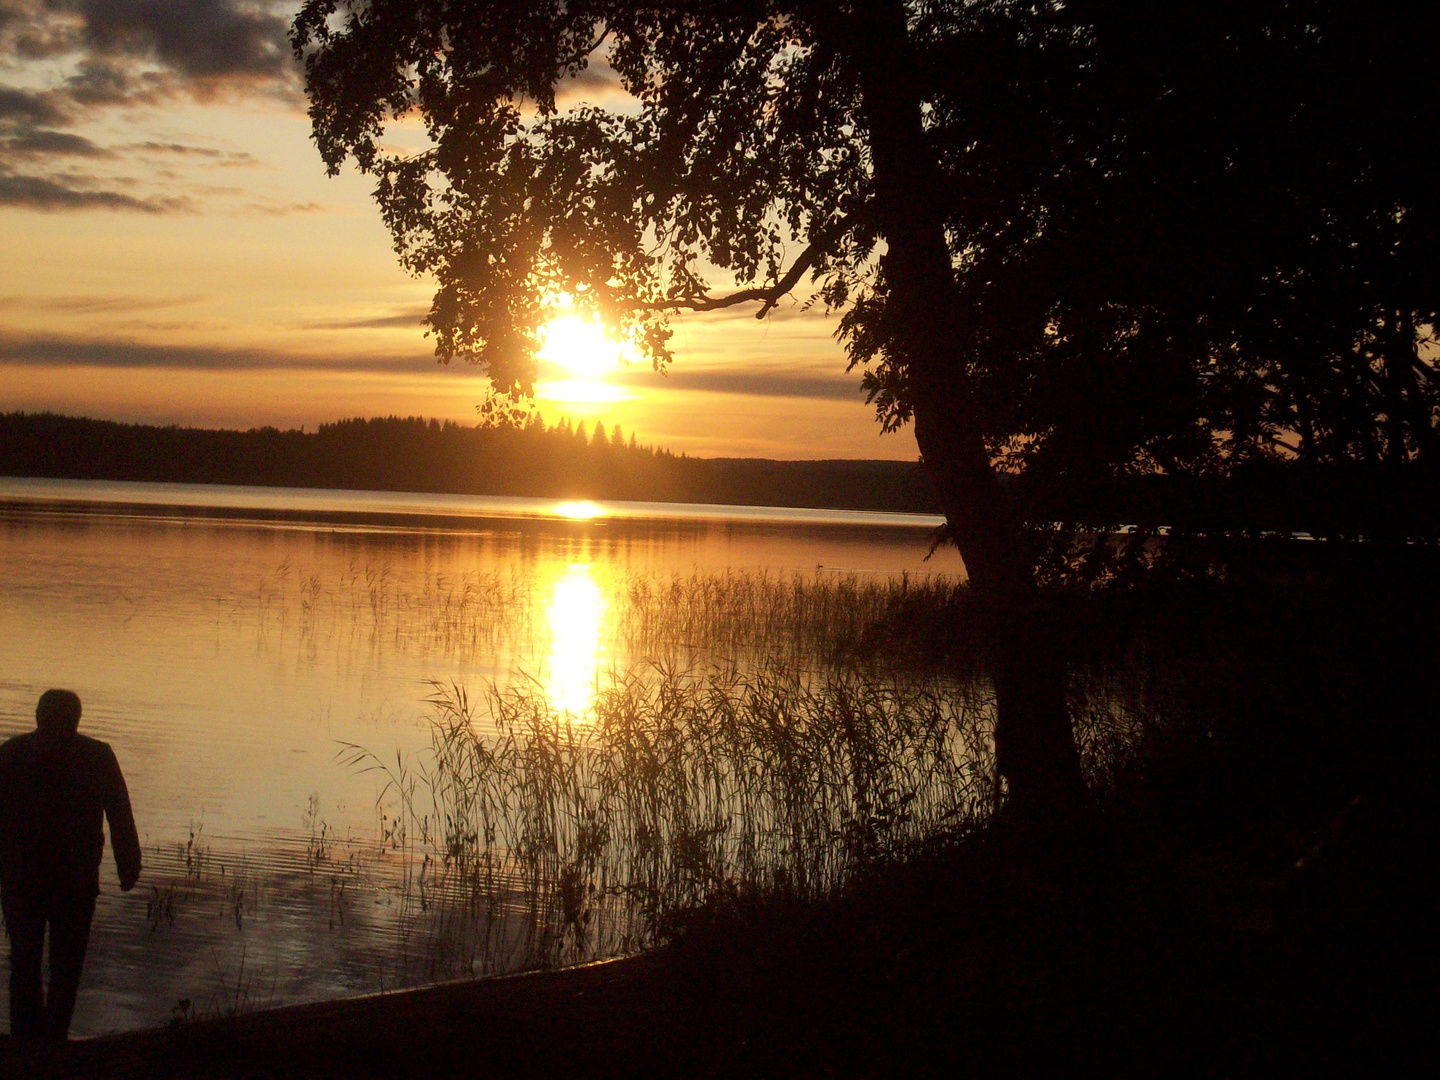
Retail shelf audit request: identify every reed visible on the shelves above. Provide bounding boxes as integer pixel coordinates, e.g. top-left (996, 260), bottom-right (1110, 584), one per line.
top-left (342, 657), bottom-right (997, 981)
top-left (254, 560), bottom-right (974, 674)
top-left (274, 565), bottom-right (1146, 985)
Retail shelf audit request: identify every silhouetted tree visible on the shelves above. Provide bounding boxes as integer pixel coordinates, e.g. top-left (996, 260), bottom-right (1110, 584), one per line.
top-left (292, 1), bottom-right (1437, 820)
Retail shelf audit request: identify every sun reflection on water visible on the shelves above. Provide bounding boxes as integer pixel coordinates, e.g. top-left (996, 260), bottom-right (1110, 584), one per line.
top-left (553, 499), bottom-right (605, 520)
top-left (545, 563), bottom-right (606, 717)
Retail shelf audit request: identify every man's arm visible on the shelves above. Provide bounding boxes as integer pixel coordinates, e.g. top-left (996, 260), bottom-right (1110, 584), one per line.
top-left (100, 745), bottom-right (141, 891)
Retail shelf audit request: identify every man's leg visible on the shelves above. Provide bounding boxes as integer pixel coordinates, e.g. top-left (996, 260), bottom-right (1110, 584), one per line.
top-left (42, 893), bottom-right (95, 1041)
top-left (1, 891), bottom-right (46, 1039)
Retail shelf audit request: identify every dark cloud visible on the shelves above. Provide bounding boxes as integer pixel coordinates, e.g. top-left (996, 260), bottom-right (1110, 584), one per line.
top-left (1, 128), bottom-right (112, 156)
top-left (0, 6), bottom-right (307, 218)
top-left (0, 328), bottom-right (854, 401)
top-left (614, 366), bottom-right (861, 402)
top-left (0, 0), bottom-right (37, 33)
top-left (1, 1), bottom-right (80, 58)
top-left (553, 56), bottom-right (629, 108)
top-left (0, 292), bottom-right (203, 311)
top-left (0, 98), bottom-right (259, 212)
top-left (213, 152), bottom-right (258, 167)
top-left (63, 57), bottom-right (174, 107)
top-left (9, 24), bottom-right (79, 60)
top-left (0, 170), bottom-right (189, 211)
top-left (126, 140), bottom-right (254, 166)
top-left (559, 64), bottom-right (623, 94)
top-left (0, 84), bottom-right (69, 125)
top-left (69, 0), bottom-right (294, 85)
top-left (0, 332), bottom-right (430, 372)
top-left (1, 2), bottom-right (297, 116)
top-left (243, 199), bottom-right (324, 216)
top-left (301, 307), bottom-right (431, 331)
top-left (129, 139), bottom-right (222, 156)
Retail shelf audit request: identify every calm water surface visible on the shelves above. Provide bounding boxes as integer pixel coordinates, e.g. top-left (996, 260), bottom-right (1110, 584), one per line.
top-left (0, 477), bottom-right (961, 1035)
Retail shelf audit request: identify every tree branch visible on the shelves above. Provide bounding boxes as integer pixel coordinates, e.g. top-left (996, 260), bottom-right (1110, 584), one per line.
top-left (650, 236), bottom-right (828, 319)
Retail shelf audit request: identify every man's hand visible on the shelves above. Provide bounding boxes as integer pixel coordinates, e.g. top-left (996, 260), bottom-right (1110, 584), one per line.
top-left (119, 870), bottom-right (138, 892)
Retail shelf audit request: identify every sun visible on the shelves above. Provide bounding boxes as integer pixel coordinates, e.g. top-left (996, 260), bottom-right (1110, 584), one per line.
top-left (537, 314), bottom-right (624, 379)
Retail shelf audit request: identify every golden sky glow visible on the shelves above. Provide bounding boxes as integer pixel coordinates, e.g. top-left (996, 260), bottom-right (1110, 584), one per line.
top-left (0, 5), bottom-right (920, 461)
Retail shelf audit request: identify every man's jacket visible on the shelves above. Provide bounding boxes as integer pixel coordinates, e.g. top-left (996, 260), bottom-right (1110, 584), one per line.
top-left (0, 731), bottom-right (141, 898)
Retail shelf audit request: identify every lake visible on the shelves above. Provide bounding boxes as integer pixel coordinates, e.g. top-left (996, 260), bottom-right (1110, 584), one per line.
top-left (0, 476), bottom-right (970, 1036)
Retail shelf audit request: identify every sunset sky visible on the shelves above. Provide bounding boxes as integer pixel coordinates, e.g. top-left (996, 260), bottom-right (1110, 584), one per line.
top-left (0, 1), bottom-right (919, 461)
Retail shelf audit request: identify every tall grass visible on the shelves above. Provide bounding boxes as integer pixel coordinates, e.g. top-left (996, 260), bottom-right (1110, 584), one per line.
top-left (617, 570), bottom-right (972, 669)
top-left (344, 662), bottom-right (996, 980)
top-left (256, 560), bottom-right (973, 674)
top-left (300, 566), bottom-right (1148, 984)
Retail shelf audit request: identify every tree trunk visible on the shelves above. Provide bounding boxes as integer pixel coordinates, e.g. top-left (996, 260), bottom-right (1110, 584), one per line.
top-left (844, 4), bottom-right (1086, 822)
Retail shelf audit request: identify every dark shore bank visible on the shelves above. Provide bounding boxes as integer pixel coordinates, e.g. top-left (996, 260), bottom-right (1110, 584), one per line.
top-left (4, 779), bottom-right (1430, 1079)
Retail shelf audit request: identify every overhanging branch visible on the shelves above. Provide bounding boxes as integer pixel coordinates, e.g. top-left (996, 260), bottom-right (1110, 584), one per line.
top-left (644, 221), bottom-right (847, 319)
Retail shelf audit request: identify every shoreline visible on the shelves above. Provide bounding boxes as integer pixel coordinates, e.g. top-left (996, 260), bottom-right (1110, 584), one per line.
top-left (4, 954), bottom-right (665, 1078)
top-left (0, 474), bottom-right (947, 531)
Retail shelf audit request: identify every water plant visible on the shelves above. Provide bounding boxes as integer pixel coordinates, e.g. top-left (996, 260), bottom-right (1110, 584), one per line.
top-left (343, 656), bottom-right (999, 981)
top-left (250, 559), bottom-right (973, 677)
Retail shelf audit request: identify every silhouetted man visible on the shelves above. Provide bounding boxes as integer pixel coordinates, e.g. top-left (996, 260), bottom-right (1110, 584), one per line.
top-left (0, 690), bottom-right (140, 1041)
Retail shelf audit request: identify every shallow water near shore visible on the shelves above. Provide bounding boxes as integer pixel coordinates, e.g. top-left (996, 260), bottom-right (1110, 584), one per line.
top-left (0, 478), bottom-right (970, 1036)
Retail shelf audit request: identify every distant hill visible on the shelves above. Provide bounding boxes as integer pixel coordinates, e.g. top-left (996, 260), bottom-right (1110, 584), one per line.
top-left (0, 412), bottom-right (942, 515)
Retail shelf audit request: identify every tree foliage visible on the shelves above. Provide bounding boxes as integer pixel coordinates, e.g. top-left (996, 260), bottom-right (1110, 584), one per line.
top-left (293, 1), bottom-right (874, 398)
top-left (293, 0), bottom-right (1438, 489)
top-left (922, 1), bottom-right (1440, 484)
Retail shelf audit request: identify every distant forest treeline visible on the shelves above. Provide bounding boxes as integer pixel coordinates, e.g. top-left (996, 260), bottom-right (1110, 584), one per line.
top-left (0, 412), bottom-right (942, 514)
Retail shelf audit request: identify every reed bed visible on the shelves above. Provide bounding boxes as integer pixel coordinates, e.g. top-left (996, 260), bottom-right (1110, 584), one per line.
top-left (253, 560), bottom-right (972, 675)
top-left (343, 660), bottom-right (996, 981)
top-left (262, 564), bottom-right (1147, 985)
top-left (616, 570), bottom-right (971, 669)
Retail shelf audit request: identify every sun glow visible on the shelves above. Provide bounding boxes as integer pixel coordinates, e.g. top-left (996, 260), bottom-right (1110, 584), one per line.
top-left (545, 563), bottom-right (607, 717)
top-left (536, 379), bottom-right (634, 404)
top-left (553, 500), bottom-right (605, 520)
top-left (538, 314), bottom-right (626, 379)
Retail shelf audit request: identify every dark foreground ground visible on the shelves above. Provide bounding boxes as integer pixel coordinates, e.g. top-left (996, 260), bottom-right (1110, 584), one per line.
top-left (5, 771), bottom-right (1432, 1079)
top-left (5, 549), bottom-right (1437, 1078)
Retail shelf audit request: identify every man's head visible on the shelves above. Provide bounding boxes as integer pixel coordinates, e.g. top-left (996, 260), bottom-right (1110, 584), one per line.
top-left (36, 689), bottom-right (82, 738)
